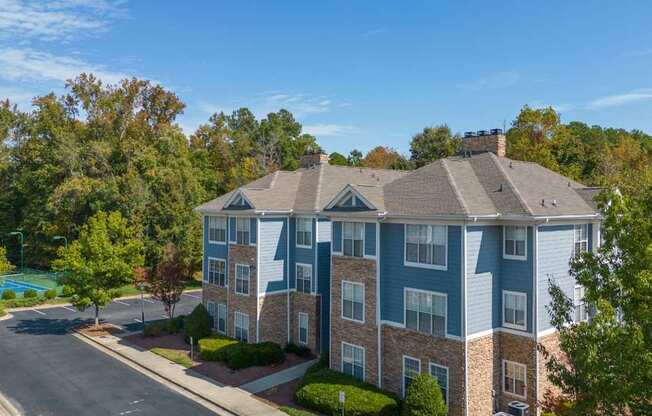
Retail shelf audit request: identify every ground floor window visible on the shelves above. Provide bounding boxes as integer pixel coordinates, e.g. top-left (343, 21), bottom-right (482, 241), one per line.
top-left (206, 301), bottom-right (215, 321)
top-left (503, 360), bottom-right (527, 398)
top-left (217, 303), bottom-right (226, 334)
top-left (298, 312), bottom-right (309, 345)
top-left (403, 356), bottom-right (421, 397)
top-left (342, 342), bottom-right (364, 381)
top-left (235, 311), bottom-right (249, 343)
top-left (429, 363), bottom-right (449, 404)
top-left (574, 285), bottom-right (588, 322)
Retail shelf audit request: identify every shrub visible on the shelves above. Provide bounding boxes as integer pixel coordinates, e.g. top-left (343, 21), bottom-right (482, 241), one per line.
top-left (1, 289), bottom-right (16, 300)
top-left (199, 336), bottom-right (285, 369)
top-left (23, 289), bottom-right (38, 299)
top-left (402, 374), bottom-right (447, 416)
top-left (0, 297), bottom-right (43, 308)
top-left (0, 304), bottom-right (5, 317)
top-left (199, 336), bottom-right (239, 361)
top-left (44, 289), bottom-right (57, 300)
top-left (143, 315), bottom-right (186, 337)
top-left (296, 367), bottom-right (400, 416)
top-left (285, 342), bottom-right (312, 357)
top-left (183, 304), bottom-right (213, 342)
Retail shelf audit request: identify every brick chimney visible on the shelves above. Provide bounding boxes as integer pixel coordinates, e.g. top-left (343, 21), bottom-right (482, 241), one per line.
top-left (300, 148), bottom-right (330, 168)
top-left (460, 129), bottom-right (506, 157)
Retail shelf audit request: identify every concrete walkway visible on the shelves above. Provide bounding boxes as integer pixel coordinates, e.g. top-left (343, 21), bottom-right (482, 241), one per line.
top-left (240, 358), bottom-right (318, 394)
top-left (75, 331), bottom-right (285, 416)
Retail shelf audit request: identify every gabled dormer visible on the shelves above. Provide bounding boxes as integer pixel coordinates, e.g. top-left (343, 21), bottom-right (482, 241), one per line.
top-left (325, 184), bottom-right (375, 211)
top-left (223, 190), bottom-right (254, 210)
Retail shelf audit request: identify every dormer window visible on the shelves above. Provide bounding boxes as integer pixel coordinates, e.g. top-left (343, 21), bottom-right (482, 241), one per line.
top-left (504, 226), bottom-right (527, 260)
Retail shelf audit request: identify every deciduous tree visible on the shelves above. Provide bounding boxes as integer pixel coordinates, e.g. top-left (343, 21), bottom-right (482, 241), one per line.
top-left (0, 247), bottom-right (13, 274)
top-left (146, 243), bottom-right (188, 319)
top-left (409, 125), bottom-right (460, 167)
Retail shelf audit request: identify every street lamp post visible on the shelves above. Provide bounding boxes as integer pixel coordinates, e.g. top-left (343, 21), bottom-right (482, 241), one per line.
top-left (7, 231), bottom-right (23, 272)
top-left (138, 282), bottom-right (146, 327)
top-left (52, 235), bottom-right (68, 250)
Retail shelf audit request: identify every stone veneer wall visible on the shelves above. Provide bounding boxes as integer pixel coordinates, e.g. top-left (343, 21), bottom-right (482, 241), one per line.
top-left (258, 292), bottom-right (288, 346)
top-left (538, 331), bottom-right (562, 409)
top-left (290, 292), bottom-right (321, 353)
top-left (498, 332), bottom-right (538, 411)
top-left (330, 255), bottom-right (379, 385)
top-left (228, 244), bottom-right (257, 342)
top-left (382, 325), bottom-right (466, 416)
top-left (467, 334), bottom-right (500, 415)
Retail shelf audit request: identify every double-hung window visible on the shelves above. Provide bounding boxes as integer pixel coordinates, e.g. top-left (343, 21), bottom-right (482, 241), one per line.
top-left (574, 285), bottom-right (588, 322)
top-left (296, 264), bottom-right (312, 294)
top-left (206, 302), bottom-right (215, 322)
top-left (405, 289), bottom-right (446, 337)
top-left (236, 218), bottom-right (250, 245)
top-left (298, 312), bottom-right (309, 345)
top-left (574, 224), bottom-right (588, 256)
top-left (503, 291), bottom-right (527, 330)
top-left (403, 356), bottom-right (421, 397)
top-left (208, 216), bottom-right (227, 243)
top-left (217, 304), bottom-right (227, 334)
top-left (405, 224), bottom-right (447, 268)
top-left (429, 363), bottom-right (449, 404)
top-left (208, 258), bottom-right (226, 287)
top-left (342, 281), bottom-right (364, 322)
top-left (235, 312), bottom-right (249, 343)
top-left (504, 226), bottom-right (527, 259)
top-left (343, 222), bottom-right (364, 257)
top-left (235, 264), bottom-right (250, 295)
top-left (296, 218), bottom-right (312, 248)
top-left (503, 360), bottom-right (527, 398)
top-left (342, 343), bottom-right (364, 381)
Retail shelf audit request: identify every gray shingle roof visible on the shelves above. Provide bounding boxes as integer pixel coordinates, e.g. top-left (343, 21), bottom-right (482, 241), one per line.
top-left (195, 152), bottom-right (600, 218)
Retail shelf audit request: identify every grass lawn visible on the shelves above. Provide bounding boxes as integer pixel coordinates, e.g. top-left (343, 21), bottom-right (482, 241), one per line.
top-left (151, 348), bottom-right (194, 368)
top-left (279, 406), bottom-right (319, 416)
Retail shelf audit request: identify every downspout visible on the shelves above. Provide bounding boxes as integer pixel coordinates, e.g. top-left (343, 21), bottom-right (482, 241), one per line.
top-left (287, 216), bottom-right (291, 344)
top-left (256, 217), bottom-right (261, 343)
top-left (533, 224), bottom-right (539, 414)
top-left (376, 220), bottom-right (382, 387)
top-left (462, 221), bottom-right (469, 416)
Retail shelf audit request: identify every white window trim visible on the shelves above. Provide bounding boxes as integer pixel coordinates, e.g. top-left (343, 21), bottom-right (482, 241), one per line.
top-left (341, 280), bottom-right (365, 324)
top-left (296, 263), bottom-right (313, 294)
top-left (574, 224), bottom-right (589, 257)
top-left (295, 217), bottom-right (313, 249)
top-left (232, 217), bottom-right (253, 246)
top-left (402, 355), bottom-right (421, 398)
top-left (403, 287), bottom-right (448, 337)
top-left (217, 303), bottom-right (227, 334)
top-left (502, 290), bottom-right (527, 331)
top-left (428, 362), bottom-right (449, 404)
top-left (574, 284), bottom-right (588, 323)
top-left (341, 341), bottom-right (365, 382)
top-left (503, 225), bottom-right (528, 261)
top-left (341, 221), bottom-right (365, 258)
top-left (235, 263), bottom-right (250, 296)
top-left (403, 224), bottom-right (448, 271)
top-left (207, 257), bottom-right (227, 287)
top-left (234, 311), bottom-right (249, 343)
top-left (298, 312), bottom-right (309, 345)
top-left (208, 216), bottom-right (227, 245)
top-left (502, 359), bottom-right (527, 399)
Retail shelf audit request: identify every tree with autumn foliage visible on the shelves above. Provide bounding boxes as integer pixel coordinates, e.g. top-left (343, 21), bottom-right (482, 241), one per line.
top-left (145, 243), bottom-right (189, 319)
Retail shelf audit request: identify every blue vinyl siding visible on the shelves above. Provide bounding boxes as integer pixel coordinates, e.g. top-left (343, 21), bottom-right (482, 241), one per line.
top-left (332, 221), bottom-right (342, 253)
top-left (229, 217), bottom-right (236, 242)
top-left (203, 216), bottom-right (229, 282)
top-left (250, 217), bottom-right (257, 245)
top-left (500, 226), bottom-right (534, 333)
top-left (289, 217), bottom-right (316, 290)
top-left (466, 225), bottom-right (501, 334)
top-left (364, 223), bottom-right (376, 257)
top-left (380, 223), bottom-right (463, 337)
top-left (258, 217), bottom-right (288, 293)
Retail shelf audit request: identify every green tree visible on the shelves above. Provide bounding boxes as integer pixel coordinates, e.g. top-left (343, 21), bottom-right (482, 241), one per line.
top-left (0, 247), bottom-right (13, 274)
top-left (542, 177), bottom-right (652, 415)
top-left (145, 243), bottom-right (188, 319)
top-left (347, 149), bottom-right (363, 166)
top-left (402, 373), bottom-right (447, 416)
top-left (53, 211), bottom-right (144, 326)
top-left (328, 152), bottom-right (348, 166)
top-left (409, 125), bottom-right (460, 167)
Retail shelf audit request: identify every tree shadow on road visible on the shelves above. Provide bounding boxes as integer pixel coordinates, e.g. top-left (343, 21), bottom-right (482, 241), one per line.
top-left (6, 317), bottom-right (92, 336)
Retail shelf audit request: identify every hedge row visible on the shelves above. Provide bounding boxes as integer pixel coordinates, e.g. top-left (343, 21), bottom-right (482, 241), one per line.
top-left (0, 289), bottom-right (57, 303)
top-left (143, 315), bottom-right (185, 337)
top-left (199, 335), bottom-right (285, 370)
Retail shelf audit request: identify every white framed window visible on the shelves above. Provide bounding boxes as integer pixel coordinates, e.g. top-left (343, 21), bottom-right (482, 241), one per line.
top-left (574, 285), bottom-right (588, 322)
top-left (503, 291), bottom-right (527, 331)
top-left (405, 224), bottom-right (447, 269)
top-left (235, 264), bottom-right (250, 295)
top-left (403, 356), bottom-right (421, 397)
top-left (405, 288), bottom-right (447, 337)
top-left (342, 222), bottom-right (364, 257)
top-left (206, 301), bottom-right (215, 322)
top-left (341, 342), bottom-right (364, 381)
top-left (298, 312), bottom-right (309, 345)
top-left (503, 360), bottom-right (527, 399)
top-left (235, 311), bottom-right (249, 343)
top-left (208, 258), bottom-right (226, 287)
top-left (296, 218), bottom-right (312, 248)
top-left (296, 263), bottom-right (312, 294)
top-left (342, 281), bottom-right (364, 322)
top-left (217, 304), bottom-right (227, 334)
top-left (574, 224), bottom-right (588, 256)
top-left (208, 216), bottom-right (227, 244)
top-left (429, 363), bottom-right (449, 404)
top-left (236, 218), bottom-right (250, 245)
top-left (504, 225), bottom-right (527, 260)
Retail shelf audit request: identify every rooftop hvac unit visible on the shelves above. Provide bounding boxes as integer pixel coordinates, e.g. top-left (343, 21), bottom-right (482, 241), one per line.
top-left (494, 413), bottom-right (511, 416)
top-left (507, 400), bottom-right (530, 416)
top-left (477, 129), bottom-right (489, 136)
top-left (490, 128), bottom-right (503, 135)
top-left (464, 131), bottom-right (476, 138)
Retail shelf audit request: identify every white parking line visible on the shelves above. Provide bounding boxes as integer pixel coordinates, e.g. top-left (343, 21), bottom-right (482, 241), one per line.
top-left (142, 298), bottom-right (155, 304)
top-left (31, 309), bottom-right (46, 316)
top-left (183, 293), bottom-right (201, 299)
top-left (61, 306), bottom-right (76, 312)
top-left (113, 300), bottom-right (130, 306)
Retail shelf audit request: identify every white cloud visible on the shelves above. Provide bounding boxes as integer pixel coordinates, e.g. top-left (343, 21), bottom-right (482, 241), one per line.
top-left (303, 124), bottom-right (358, 137)
top-left (199, 92), bottom-right (338, 119)
top-left (457, 71), bottom-right (520, 91)
top-left (0, 47), bottom-right (130, 84)
top-left (585, 90), bottom-right (652, 110)
top-left (0, 85), bottom-right (37, 108)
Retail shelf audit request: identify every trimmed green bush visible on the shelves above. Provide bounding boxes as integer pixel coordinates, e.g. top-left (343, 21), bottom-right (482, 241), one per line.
top-left (199, 336), bottom-right (285, 369)
top-left (402, 373), bottom-right (447, 416)
top-left (296, 367), bottom-right (400, 416)
top-left (0, 297), bottom-right (43, 308)
top-left (184, 304), bottom-right (213, 342)
top-left (1, 289), bottom-right (16, 300)
top-left (199, 336), bottom-right (239, 361)
top-left (143, 316), bottom-right (185, 337)
top-left (0, 304), bottom-right (6, 317)
top-left (285, 342), bottom-right (312, 357)
top-left (23, 289), bottom-right (38, 299)
top-left (44, 289), bottom-right (57, 300)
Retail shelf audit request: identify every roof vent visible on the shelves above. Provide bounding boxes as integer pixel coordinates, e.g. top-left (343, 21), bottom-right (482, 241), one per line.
top-left (509, 161), bottom-right (513, 169)
top-left (552, 199), bottom-right (558, 207)
top-left (498, 183), bottom-right (503, 192)
top-left (541, 199), bottom-right (546, 207)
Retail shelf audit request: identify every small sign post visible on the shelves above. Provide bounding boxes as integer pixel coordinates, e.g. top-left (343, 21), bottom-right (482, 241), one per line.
top-left (339, 390), bottom-right (345, 416)
top-left (190, 336), bottom-right (194, 361)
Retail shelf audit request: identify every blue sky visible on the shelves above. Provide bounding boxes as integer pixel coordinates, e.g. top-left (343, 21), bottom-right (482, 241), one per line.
top-left (2, 1), bottom-right (652, 154)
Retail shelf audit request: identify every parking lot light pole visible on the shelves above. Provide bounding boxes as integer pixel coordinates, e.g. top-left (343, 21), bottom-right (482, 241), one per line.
top-left (139, 282), bottom-right (146, 326)
top-left (7, 231), bottom-right (23, 272)
top-left (53, 235), bottom-right (68, 250)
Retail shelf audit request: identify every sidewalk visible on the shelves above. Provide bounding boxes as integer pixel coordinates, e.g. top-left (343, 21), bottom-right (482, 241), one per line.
top-left (75, 331), bottom-right (286, 416)
top-left (240, 358), bottom-right (317, 394)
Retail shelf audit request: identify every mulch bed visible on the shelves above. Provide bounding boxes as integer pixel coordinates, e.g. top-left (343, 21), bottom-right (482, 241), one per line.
top-left (75, 323), bottom-right (124, 337)
top-left (122, 332), bottom-right (314, 387)
top-left (256, 379), bottom-right (300, 407)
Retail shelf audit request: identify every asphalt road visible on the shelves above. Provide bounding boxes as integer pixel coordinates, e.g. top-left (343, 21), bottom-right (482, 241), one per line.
top-left (0, 293), bottom-right (218, 416)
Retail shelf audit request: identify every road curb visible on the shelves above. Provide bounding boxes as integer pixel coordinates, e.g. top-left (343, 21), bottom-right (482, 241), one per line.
top-left (73, 331), bottom-right (242, 416)
top-left (0, 313), bottom-right (13, 322)
top-left (0, 391), bottom-right (22, 416)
